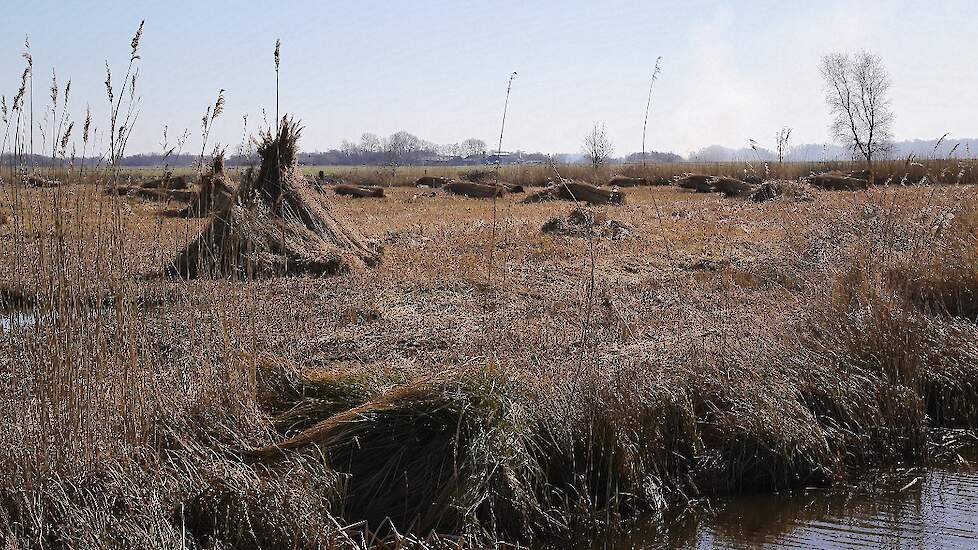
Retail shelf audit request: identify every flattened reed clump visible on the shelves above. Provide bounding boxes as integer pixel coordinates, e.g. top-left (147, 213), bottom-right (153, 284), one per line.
top-left (528, 365), bottom-right (701, 530)
top-left (258, 361), bottom-right (400, 437)
top-left (168, 116), bottom-right (381, 278)
top-left (541, 207), bottom-right (631, 240)
top-left (247, 367), bottom-right (551, 542)
top-left (181, 453), bottom-right (345, 550)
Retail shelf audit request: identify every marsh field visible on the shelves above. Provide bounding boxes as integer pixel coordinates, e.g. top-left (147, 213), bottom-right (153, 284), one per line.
top-left (0, 13), bottom-right (976, 548)
top-left (1, 152), bottom-right (978, 548)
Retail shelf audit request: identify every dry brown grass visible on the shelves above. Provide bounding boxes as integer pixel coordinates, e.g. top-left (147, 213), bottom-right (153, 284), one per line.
top-left (1, 158), bottom-right (977, 547)
top-left (305, 157), bottom-right (978, 189)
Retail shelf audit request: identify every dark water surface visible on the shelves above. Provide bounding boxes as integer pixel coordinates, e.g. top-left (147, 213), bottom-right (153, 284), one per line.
top-left (583, 463), bottom-right (978, 549)
top-left (0, 311), bottom-right (40, 332)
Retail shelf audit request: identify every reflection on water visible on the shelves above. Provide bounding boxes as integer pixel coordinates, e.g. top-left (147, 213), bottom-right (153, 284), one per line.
top-left (0, 311), bottom-right (40, 332)
top-left (583, 464), bottom-right (978, 549)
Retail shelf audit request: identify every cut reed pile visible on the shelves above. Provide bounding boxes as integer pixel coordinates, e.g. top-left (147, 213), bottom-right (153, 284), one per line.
top-left (415, 176), bottom-right (450, 188)
top-left (675, 174), bottom-right (754, 197)
top-left (675, 174), bottom-right (714, 193)
top-left (608, 175), bottom-right (664, 187)
top-left (443, 180), bottom-right (506, 198)
top-left (105, 173), bottom-right (195, 202)
top-left (141, 174), bottom-right (190, 190)
top-left (178, 153), bottom-right (236, 218)
top-left (168, 117), bottom-right (381, 278)
top-left (541, 206), bottom-right (632, 240)
top-left (333, 184), bottom-right (385, 198)
top-left (458, 170), bottom-right (524, 192)
top-left (710, 176), bottom-right (753, 197)
top-left (308, 158), bottom-right (978, 189)
top-left (524, 179), bottom-right (624, 205)
top-left (806, 171), bottom-right (871, 191)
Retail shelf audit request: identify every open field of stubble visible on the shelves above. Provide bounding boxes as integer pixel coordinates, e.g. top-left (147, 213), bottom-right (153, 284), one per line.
top-left (1, 161), bottom-right (977, 548)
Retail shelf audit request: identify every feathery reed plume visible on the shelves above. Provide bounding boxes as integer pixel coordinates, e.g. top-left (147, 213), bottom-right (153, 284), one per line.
top-left (130, 20), bottom-right (144, 60)
top-left (642, 56), bottom-right (662, 167)
top-left (934, 132), bottom-right (949, 158)
top-left (104, 63), bottom-right (113, 106)
top-left (274, 39), bottom-right (281, 133)
top-left (748, 138), bottom-right (770, 180)
top-left (106, 20), bottom-right (145, 169)
top-left (58, 80), bottom-right (71, 138)
top-left (49, 70), bottom-right (57, 111)
top-left (0, 96), bottom-right (7, 162)
top-left (6, 67), bottom-right (29, 165)
top-left (59, 122), bottom-right (73, 158)
top-left (23, 35), bottom-right (33, 166)
top-left (21, 36), bottom-right (32, 67)
top-left (80, 104), bottom-right (91, 174)
top-left (198, 89), bottom-right (226, 173)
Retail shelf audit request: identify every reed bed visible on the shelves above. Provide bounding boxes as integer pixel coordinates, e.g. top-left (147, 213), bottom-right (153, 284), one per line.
top-left (1, 27), bottom-right (978, 550)
top-left (2, 155), bottom-right (977, 548)
top-left (297, 157), bottom-right (978, 189)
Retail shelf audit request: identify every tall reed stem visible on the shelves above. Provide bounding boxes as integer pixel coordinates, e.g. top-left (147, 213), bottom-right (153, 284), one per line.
top-left (488, 72), bottom-right (517, 293)
top-left (641, 57), bottom-right (662, 168)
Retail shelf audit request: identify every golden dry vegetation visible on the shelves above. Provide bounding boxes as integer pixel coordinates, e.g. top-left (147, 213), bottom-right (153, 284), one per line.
top-left (2, 165), bottom-right (977, 547)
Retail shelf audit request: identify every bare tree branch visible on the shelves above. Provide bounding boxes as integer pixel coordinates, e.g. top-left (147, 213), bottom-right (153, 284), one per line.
top-left (820, 51), bottom-right (893, 165)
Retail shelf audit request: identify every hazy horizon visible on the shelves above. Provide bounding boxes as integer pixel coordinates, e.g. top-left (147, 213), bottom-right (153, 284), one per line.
top-left (4, 1), bottom-right (977, 157)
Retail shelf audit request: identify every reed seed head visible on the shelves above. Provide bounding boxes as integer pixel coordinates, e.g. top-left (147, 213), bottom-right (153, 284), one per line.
top-left (130, 20), bottom-right (144, 61)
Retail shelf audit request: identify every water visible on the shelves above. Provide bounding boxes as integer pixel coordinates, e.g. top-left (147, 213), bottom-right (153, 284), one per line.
top-left (0, 311), bottom-right (41, 332)
top-left (585, 464), bottom-right (978, 549)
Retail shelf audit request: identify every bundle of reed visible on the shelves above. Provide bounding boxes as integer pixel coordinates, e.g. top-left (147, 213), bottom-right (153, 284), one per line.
top-left (333, 183), bottom-right (385, 198)
top-left (168, 116), bottom-right (381, 278)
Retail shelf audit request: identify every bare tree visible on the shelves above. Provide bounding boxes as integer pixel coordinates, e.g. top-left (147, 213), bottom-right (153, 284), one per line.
top-left (359, 132), bottom-right (381, 153)
top-left (820, 51), bottom-right (894, 166)
top-left (383, 130), bottom-right (420, 167)
top-left (582, 122), bottom-right (614, 170)
top-left (339, 139), bottom-right (359, 159)
top-left (460, 137), bottom-right (486, 157)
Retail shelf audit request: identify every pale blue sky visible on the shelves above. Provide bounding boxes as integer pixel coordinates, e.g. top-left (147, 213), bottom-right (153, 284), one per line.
top-left (3, 1), bottom-right (976, 157)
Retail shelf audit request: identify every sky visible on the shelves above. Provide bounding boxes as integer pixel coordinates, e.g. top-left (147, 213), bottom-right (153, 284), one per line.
top-left (2, 0), bottom-right (977, 157)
